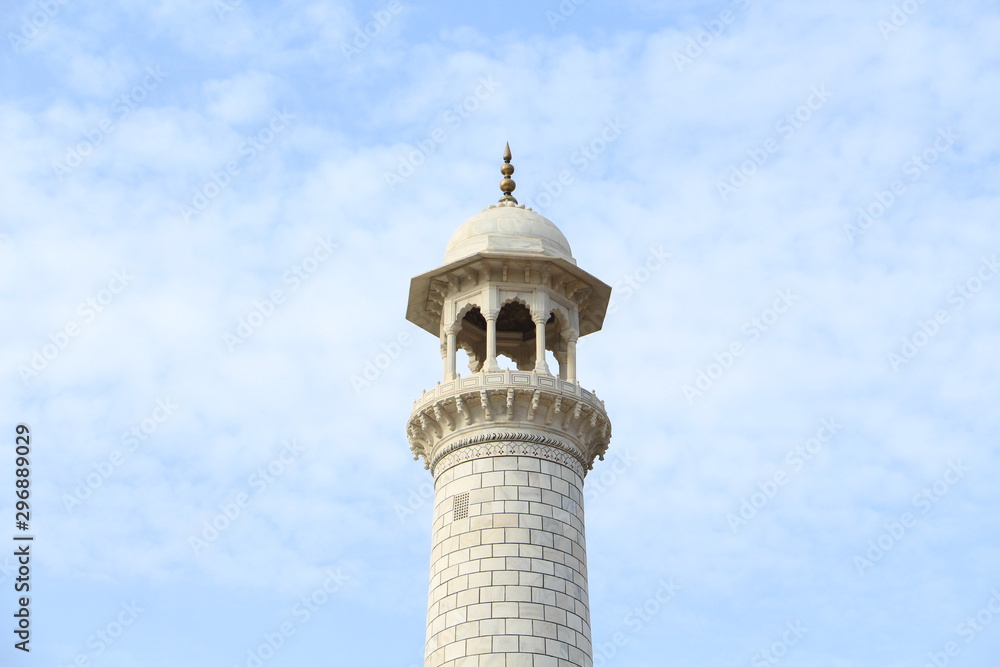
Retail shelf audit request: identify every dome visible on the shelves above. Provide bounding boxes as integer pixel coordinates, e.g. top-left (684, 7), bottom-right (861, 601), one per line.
top-left (443, 201), bottom-right (575, 265)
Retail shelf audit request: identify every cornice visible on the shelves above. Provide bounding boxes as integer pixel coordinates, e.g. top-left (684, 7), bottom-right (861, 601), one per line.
top-left (406, 371), bottom-right (612, 475)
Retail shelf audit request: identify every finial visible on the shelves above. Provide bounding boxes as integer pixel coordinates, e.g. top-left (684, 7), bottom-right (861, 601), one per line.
top-left (499, 142), bottom-right (517, 204)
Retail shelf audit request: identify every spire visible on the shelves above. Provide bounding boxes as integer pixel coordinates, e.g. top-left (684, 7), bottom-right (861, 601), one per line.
top-left (499, 142), bottom-right (517, 204)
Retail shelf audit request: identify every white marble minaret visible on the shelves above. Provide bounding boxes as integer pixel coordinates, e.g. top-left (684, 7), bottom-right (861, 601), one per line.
top-left (405, 145), bottom-right (613, 667)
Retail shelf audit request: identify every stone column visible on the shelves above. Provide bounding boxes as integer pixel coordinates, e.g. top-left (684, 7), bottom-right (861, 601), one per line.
top-left (484, 311), bottom-right (500, 372)
top-left (533, 316), bottom-right (550, 375)
top-left (563, 329), bottom-right (579, 384)
top-left (445, 326), bottom-right (458, 381)
top-left (425, 443), bottom-right (593, 667)
top-left (408, 370), bottom-right (611, 667)
top-left (555, 347), bottom-right (568, 381)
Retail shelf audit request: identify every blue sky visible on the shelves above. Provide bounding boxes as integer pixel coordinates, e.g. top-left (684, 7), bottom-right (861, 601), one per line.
top-left (1, 0), bottom-right (999, 665)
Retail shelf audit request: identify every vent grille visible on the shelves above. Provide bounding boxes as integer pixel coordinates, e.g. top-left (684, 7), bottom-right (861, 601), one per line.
top-left (453, 492), bottom-right (469, 520)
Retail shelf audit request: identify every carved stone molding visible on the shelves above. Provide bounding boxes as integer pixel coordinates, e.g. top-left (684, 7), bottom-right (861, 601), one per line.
top-left (430, 432), bottom-right (587, 479)
top-left (407, 371), bottom-right (611, 474)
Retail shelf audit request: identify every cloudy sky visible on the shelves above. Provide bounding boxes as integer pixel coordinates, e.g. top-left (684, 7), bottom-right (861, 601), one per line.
top-left (1, 0), bottom-right (998, 665)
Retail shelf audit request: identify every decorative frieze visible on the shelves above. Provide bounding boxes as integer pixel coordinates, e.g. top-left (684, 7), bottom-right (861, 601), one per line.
top-left (407, 371), bottom-right (611, 474)
top-left (430, 432), bottom-right (587, 479)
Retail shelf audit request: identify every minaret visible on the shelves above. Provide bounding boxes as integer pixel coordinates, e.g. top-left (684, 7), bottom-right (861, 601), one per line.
top-left (405, 145), bottom-right (612, 667)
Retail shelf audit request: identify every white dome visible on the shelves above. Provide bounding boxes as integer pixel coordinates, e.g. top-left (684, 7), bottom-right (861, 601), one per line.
top-left (443, 202), bottom-right (575, 265)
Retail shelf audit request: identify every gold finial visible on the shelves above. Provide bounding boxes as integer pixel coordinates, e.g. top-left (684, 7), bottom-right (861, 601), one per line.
top-left (499, 142), bottom-right (517, 204)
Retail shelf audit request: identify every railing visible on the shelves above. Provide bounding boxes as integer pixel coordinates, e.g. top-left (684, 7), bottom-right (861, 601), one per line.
top-left (412, 369), bottom-right (602, 413)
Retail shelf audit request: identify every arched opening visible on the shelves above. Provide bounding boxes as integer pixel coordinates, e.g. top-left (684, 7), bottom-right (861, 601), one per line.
top-left (495, 300), bottom-right (539, 370)
top-left (444, 300), bottom-right (578, 379)
top-left (456, 347), bottom-right (472, 376)
top-left (496, 300), bottom-right (534, 335)
top-left (546, 349), bottom-right (559, 376)
top-left (496, 354), bottom-right (517, 371)
top-left (454, 305), bottom-right (487, 374)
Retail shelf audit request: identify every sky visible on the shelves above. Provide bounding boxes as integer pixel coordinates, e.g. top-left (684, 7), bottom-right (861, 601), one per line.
top-left (1, 0), bottom-right (999, 665)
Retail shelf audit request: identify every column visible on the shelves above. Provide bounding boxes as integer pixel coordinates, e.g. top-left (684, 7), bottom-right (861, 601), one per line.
top-left (533, 316), bottom-right (550, 375)
top-left (445, 326), bottom-right (458, 381)
top-left (555, 347), bottom-right (568, 380)
top-left (564, 329), bottom-right (579, 383)
top-left (484, 311), bottom-right (500, 372)
top-left (425, 449), bottom-right (592, 667)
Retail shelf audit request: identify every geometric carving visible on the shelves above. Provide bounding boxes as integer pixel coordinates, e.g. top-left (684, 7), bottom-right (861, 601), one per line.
top-left (431, 432), bottom-right (587, 478)
top-left (452, 492), bottom-right (469, 520)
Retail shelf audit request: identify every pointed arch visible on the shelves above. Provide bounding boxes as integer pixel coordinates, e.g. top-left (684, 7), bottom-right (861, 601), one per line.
top-left (454, 303), bottom-right (487, 376)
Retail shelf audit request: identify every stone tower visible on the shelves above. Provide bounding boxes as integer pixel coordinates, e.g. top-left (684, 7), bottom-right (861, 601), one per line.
top-left (405, 145), bottom-right (613, 667)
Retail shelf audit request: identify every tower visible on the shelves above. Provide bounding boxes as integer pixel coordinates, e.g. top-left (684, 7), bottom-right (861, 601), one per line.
top-left (405, 145), bottom-right (613, 667)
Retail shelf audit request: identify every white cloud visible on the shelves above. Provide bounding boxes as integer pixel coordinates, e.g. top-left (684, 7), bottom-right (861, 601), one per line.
top-left (2, 1), bottom-right (999, 665)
